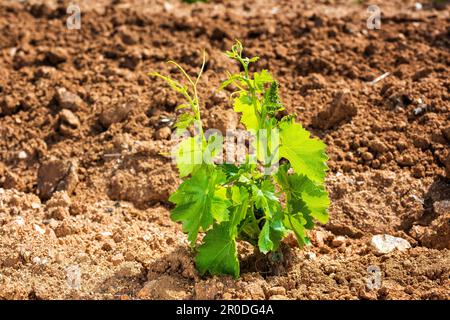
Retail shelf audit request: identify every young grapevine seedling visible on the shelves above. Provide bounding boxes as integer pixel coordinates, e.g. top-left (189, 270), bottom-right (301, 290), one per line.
top-left (150, 41), bottom-right (329, 278)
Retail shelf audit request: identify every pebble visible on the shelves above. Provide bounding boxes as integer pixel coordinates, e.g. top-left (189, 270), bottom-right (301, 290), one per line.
top-left (269, 286), bottom-right (286, 296)
top-left (14, 216), bottom-right (25, 226)
top-left (154, 127), bottom-right (172, 140)
top-left (18, 151), bottom-right (27, 159)
top-left (55, 88), bottom-right (85, 111)
top-left (102, 239), bottom-right (115, 251)
top-left (76, 253), bottom-right (90, 263)
top-left (99, 103), bottom-right (131, 128)
top-left (59, 109), bottom-right (80, 132)
top-left (314, 230), bottom-right (329, 247)
top-left (110, 253), bottom-right (124, 266)
top-left (45, 48), bottom-right (68, 66)
top-left (331, 236), bottom-right (346, 247)
top-left (306, 252), bottom-right (317, 260)
top-left (368, 139), bottom-right (388, 153)
top-left (37, 158), bottom-right (79, 200)
top-left (362, 152), bottom-right (374, 161)
top-left (33, 224), bottom-right (46, 235)
top-left (54, 252), bottom-right (64, 263)
top-left (370, 234), bottom-right (411, 254)
top-left (31, 202), bottom-right (41, 209)
top-left (32, 256), bottom-right (48, 266)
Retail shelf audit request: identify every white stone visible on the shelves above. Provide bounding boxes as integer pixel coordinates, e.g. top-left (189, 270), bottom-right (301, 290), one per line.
top-left (32, 256), bottom-right (41, 265)
top-left (163, 2), bottom-right (173, 12)
top-left (100, 231), bottom-right (113, 237)
top-left (34, 224), bottom-right (45, 235)
top-left (18, 151), bottom-right (27, 159)
top-left (14, 216), bottom-right (25, 226)
top-left (371, 234), bottom-right (411, 254)
top-left (306, 252), bottom-right (316, 260)
top-left (31, 202), bottom-right (41, 209)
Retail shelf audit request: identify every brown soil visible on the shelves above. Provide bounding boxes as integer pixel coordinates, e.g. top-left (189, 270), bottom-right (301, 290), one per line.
top-left (0, 0), bottom-right (449, 300)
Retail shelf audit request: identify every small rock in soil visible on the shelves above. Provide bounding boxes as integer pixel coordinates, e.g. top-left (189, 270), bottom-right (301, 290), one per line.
top-left (55, 88), bottom-right (85, 111)
top-left (370, 234), bottom-right (411, 254)
top-left (119, 50), bottom-right (141, 70)
top-left (110, 253), bottom-right (124, 266)
top-left (101, 239), bottom-right (116, 252)
top-left (245, 282), bottom-right (266, 300)
top-left (37, 158), bottom-right (79, 200)
top-left (154, 127), bottom-right (172, 140)
top-left (312, 90), bottom-right (357, 130)
top-left (331, 236), bottom-right (346, 247)
top-left (397, 155), bottom-right (414, 167)
top-left (0, 96), bottom-right (20, 116)
top-left (368, 139), bottom-right (388, 154)
top-left (44, 48), bottom-right (68, 66)
top-left (305, 251), bottom-right (317, 260)
top-left (412, 68), bottom-right (432, 81)
top-left (54, 220), bottom-right (78, 237)
top-left (58, 109), bottom-right (80, 135)
top-left (269, 286), bottom-right (286, 296)
top-left (46, 191), bottom-right (71, 209)
top-left (362, 152), bottom-right (374, 162)
top-left (99, 103), bottom-right (131, 128)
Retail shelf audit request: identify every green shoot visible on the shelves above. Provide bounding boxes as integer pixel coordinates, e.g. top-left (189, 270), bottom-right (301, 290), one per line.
top-left (150, 41), bottom-right (329, 278)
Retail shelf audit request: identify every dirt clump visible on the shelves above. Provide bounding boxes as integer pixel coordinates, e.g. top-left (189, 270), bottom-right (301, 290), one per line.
top-left (99, 103), bottom-right (133, 129)
top-left (37, 159), bottom-right (79, 201)
top-left (312, 90), bottom-right (357, 130)
top-left (55, 88), bottom-right (85, 111)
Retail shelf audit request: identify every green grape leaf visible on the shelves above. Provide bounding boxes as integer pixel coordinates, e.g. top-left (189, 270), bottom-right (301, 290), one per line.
top-left (173, 136), bottom-right (203, 177)
top-left (169, 167), bottom-right (230, 245)
top-left (196, 222), bottom-right (239, 278)
top-left (284, 214), bottom-right (311, 246)
top-left (251, 180), bottom-right (279, 217)
top-left (251, 180), bottom-right (286, 253)
top-left (279, 120), bottom-right (328, 183)
top-left (277, 167), bottom-right (330, 225)
top-left (233, 92), bottom-right (259, 131)
top-left (258, 221), bottom-right (273, 253)
top-left (254, 70), bottom-right (273, 91)
top-left (230, 186), bottom-right (249, 230)
top-left (275, 165), bottom-right (329, 246)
